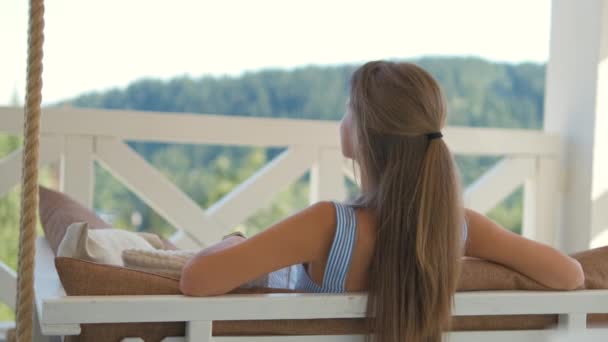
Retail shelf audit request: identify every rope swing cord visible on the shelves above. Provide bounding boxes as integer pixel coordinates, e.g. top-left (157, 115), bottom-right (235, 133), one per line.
top-left (15, 0), bottom-right (45, 341)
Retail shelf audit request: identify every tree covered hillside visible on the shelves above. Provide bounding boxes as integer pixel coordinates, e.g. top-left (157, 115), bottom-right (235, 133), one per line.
top-left (1, 56), bottom-right (546, 267)
top-left (62, 57), bottom-right (545, 238)
top-left (71, 57), bottom-right (544, 129)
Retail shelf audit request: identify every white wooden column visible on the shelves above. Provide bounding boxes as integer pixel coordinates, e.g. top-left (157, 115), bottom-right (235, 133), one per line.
top-left (591, 1), bottom-right (608, 247)
top-left (60, 135), bottom-right (94, 208)
top-left (309, 147), bottom-right (346, 203)
top-left (544, 0), bottom-right (608, 252)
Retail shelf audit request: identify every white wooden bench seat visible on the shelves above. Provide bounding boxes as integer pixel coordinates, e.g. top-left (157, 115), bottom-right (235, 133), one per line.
top-left (32, 238), bottom-right (608, 342)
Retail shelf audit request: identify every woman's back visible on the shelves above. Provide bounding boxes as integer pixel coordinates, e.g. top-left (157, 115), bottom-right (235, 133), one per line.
top-left (294, 202), bottom-right (376, 293)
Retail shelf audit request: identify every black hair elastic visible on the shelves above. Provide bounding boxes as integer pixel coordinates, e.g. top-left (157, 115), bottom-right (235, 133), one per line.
top-left (426, 132), bottom-right (443, 140)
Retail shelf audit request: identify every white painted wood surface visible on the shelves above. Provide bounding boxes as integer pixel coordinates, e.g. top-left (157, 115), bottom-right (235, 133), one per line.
top-left (0, 107), bottom-right (341, 148)
top-left (591, 0), bottom-right (608, 246)
top-left (0, 262), bottom-right (16, 311)
top-left (0, 106), bottom-right (566, 247)
top-left (207, 147), bottom-right (317, 230)
top-left (464, 157), bottom-right (535, 215)
top-left (0, 107), bottom-right (560, 156)
top-left (310, 147), bottom-right (347, 203)
top-left (61, 135), bottom-right (94, 209)
top-left (34, 238), bottom-right (81, 336)
top-left (0, 136), bottom-right (63, 198)
top-left (186, 321), bottom-right (212, 342)
top-left (592, 192), bottom-right (608, 247)
top-left (523, 157), bottom-right (562, 245)
top-left (95, 138), bottom-right (225, 246)
top-left (168, 230), bottom-right (204, 250)
top-left (558, 313), bottom-right (587, 332)
top-left (38, 289), bottom-right (608, 326)
top-left (544, 0), bottom-right (608, 252)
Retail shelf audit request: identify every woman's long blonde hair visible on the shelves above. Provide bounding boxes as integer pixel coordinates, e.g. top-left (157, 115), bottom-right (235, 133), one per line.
top-left (349, 61), bottom-right (464, 342)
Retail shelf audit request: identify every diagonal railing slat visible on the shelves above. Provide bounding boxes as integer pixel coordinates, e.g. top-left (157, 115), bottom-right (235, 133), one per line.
top-left (94, 138), bottom-right (225, 246)
top-left (464, 157), bottom-right (536, 214)
top-left (0, 136), bottom-right (63, 197)
top-left (0, 262), bottom-right (16, 311)
top-left (207, 147), bottom-right (318, 230)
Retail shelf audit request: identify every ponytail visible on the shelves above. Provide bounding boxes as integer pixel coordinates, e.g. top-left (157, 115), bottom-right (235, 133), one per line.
top-left (350, 61), bottom-right (464, 342)
top-left (414, 138), bottom-right (464, 338)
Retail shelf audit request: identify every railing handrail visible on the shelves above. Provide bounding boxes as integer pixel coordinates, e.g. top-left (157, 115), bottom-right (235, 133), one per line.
top-left (0, 105), bottom-right (563, 245)
top-left (0, 106), bottom-right (560, 156)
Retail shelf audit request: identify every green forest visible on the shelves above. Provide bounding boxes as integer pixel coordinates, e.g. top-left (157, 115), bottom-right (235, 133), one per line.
top-left (0, 57), bottom-right (545, 320)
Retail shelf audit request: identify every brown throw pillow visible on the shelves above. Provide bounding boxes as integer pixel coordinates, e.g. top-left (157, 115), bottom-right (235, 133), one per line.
top-left (39, 186), bottom-right (110, 255)
top-left (39, 186), bottom-right (177, 255)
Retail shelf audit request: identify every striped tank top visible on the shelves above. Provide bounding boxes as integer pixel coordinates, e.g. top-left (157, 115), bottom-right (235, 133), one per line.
top-left (290, 202), bottom-right (468, 293)
top-left (293, 202), bottom-right (357, 293)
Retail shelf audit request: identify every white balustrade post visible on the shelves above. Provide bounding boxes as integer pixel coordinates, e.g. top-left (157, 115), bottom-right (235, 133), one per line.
top-left (186, 321), bottom-right (212, 342)
top-left (522, 157), bottom-right (562, 244)
top-left (523, 176), bottom-right (537, 241)
top-left (544, 0), bottom-right (608, 252)
top-left (309, 147), bottom-right (347, 204)
top-left (60, 135), bottom-right (94, 208)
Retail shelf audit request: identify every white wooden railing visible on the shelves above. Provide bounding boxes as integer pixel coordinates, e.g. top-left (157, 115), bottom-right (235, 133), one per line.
top-left (0, 106), bottom-right (562, 334)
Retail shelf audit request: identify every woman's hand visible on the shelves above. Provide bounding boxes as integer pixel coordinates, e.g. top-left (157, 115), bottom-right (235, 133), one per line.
top-left (464, 209), bottom-right (584, 290)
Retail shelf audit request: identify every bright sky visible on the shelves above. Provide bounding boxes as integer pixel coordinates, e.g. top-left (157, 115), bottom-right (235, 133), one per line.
top-left (1, 0), bottom-right (551, 105)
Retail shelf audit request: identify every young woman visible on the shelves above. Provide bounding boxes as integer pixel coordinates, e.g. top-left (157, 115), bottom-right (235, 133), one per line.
top-left (180, 61), bottom-right (584, 342)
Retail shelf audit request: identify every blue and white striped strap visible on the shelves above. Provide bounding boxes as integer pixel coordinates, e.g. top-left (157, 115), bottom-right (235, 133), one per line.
top-left (321, 202), bottom-right (358, 292)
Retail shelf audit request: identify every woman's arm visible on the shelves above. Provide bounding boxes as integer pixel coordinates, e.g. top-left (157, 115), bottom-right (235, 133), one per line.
top-left (464, 209), bottom-right (584, 290)
top-left (180, 201), bottom-right (336, 296)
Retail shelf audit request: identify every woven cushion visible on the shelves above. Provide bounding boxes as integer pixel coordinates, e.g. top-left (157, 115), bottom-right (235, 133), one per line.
top-left (54, 247), bottom-right (608, 342)
top-left (121, 248), bottom-right (194, 279)
top-left (121, 248), bottom-right (270, 287)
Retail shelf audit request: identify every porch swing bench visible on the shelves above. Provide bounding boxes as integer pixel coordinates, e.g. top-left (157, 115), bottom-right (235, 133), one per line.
top-left (33, 236), bottom-right (608, 342)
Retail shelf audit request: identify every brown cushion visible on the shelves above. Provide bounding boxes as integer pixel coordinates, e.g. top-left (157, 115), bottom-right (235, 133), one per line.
top-left (571, 247), bottom-right (608, 327)
top-left (572, 247), bottom-right (608, 289)
top-left (39, 186), bottom-right (177, 254)
top-left (458, 257), bottom-right (549, 291)
top-left (39, 186), bottom-right (110, 255)
top-left (55, 245), bottom-right (608, 342)
top-left (56, 257), bottom-right (301, 342)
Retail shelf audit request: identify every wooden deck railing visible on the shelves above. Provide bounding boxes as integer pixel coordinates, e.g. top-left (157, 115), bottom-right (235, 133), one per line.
top-left (0, 106), bottom-right (562, 327)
